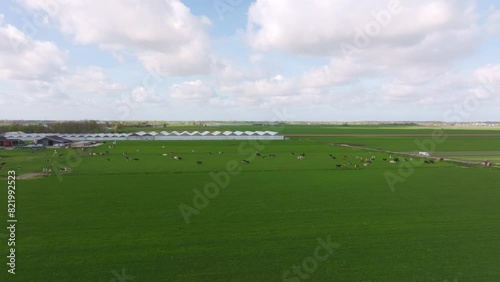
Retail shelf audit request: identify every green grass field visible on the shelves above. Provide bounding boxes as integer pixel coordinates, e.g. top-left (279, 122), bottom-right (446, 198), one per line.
top-left (1, 127), bottom-right (499, 281)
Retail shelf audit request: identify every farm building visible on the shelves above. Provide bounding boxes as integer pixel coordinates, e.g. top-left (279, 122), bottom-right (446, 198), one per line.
top-left (36, 135), bottom-right (72, 147)
top-left (0, 135), bottom-right (22, 147)
top-left (1, 131), bottom-right (284, 141)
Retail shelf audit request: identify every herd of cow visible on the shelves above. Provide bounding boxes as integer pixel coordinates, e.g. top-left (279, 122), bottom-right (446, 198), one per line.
top-left (38, 144), bottom-right (440, 175)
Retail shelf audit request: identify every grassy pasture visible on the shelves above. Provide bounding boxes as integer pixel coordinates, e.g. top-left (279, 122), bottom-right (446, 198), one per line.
top-left (1, 129), bottom-right (499, 281)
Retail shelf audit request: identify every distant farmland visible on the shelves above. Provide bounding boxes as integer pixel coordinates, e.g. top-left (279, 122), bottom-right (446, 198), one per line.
top-left (1, 126), bottom-right (499, 281)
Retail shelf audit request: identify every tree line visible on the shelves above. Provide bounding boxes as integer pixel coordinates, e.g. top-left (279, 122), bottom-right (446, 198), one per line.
top-left (0, 121), bottom-right (108, 134)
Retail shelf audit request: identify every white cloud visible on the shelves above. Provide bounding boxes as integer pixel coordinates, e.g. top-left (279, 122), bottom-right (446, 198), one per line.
top-left (0, 14), bottom-right (125, 110)
top-left (170, 80), bottom-right (215, 103)
top-left (247, 0), bottom-right (480, 61)
top-left (299, 59), bottom-right (374, 88)
top-left (18, 0), bottom-right (213, 76)
top-left (221, 74), bottom-right (296, 97)
top-left (0, 14), bottom-right (67, 80)
top-left (475, 64), bottom-right (500, 84)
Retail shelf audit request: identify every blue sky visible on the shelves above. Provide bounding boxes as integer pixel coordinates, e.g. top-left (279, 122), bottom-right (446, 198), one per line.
top-left (0, 0), bottom-right (499, 121)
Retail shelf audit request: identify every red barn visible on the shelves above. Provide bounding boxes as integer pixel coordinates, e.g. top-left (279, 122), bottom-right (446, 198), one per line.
top-left (0, 136), bottom-right (22, 147)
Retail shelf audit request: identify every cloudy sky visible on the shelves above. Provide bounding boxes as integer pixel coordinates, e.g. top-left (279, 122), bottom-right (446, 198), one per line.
top-left (0, 0), bottom-right (499, 121)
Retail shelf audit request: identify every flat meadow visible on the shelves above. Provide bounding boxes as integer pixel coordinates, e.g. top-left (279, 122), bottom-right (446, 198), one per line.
top-left (0, 126), bottom-right (499, 281)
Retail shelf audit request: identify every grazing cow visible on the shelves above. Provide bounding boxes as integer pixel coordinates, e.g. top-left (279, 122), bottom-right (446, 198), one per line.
top-left (429, 160), bottom-right (435, 164)
top-left (208, 152), bottom-right (212, 155)
top-left (162, 153), bottom-right (168, 157)
top-left (424, 160), bottom-right (430, 164)
top-left (173, 156), bottom-right (179, 160)
top-left (439, 158), bottom-right (444, 161)
top-left (354, 164), bottom-right (360, 169)
top-left (107, 158), bottom-right (111, 161)
top-left (291, 152), bottom-right (295, 155)
top-left (58, 154), bottom-right (64, 157)
top-left (219, 151), bottom-right (224, 155)
top-left (364, 163), bottom-right (369, 167)
top-left (382, 158), bottom-right (387, 161)
top-left (45, 159), bottom-right (51, 163)
top-left (390, 160), bottom-right (397, 164)
top-left (133, 158), bottom-right (139, 161)
top-left (261, 156), bottom-right (266, 159)
top-left (297, 155), bottom-right (305, 160)
top-left (269, 154), bottom-right (276, 158)
top-left (371, 156), bottom-right (376, 160)
top-left (42, 168), bottom-right (51, 173)
top-left (393, 158), bottom-right (399, 162)
top-left (197, 161), bottom-right (203, 164)
top-left (125, 156), bottom-right (130, 161)
top-left (177, 157), bottom-right (183, 160)
top-left (255, 151), bottom-right (261, 157)
top-left (336, 164), bottom-right (343, 168)
top-left (162, 145), bottom-right (165, 149)
top-left (242, 160), bottom-right (250, 164)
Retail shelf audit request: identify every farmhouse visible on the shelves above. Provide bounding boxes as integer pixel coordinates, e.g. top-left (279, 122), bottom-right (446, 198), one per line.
top-left (36, 135), bottom-right (71, 147)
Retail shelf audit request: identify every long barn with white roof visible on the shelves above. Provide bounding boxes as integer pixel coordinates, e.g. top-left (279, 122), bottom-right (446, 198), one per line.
top-left (1, 131), bottom-right (284, 141)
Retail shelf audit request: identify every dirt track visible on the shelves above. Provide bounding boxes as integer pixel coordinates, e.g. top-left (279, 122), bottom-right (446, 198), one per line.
top-left (17, 172), bottom-right (47, 180)
top-left (284, 133), bottom-right (500, 137)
